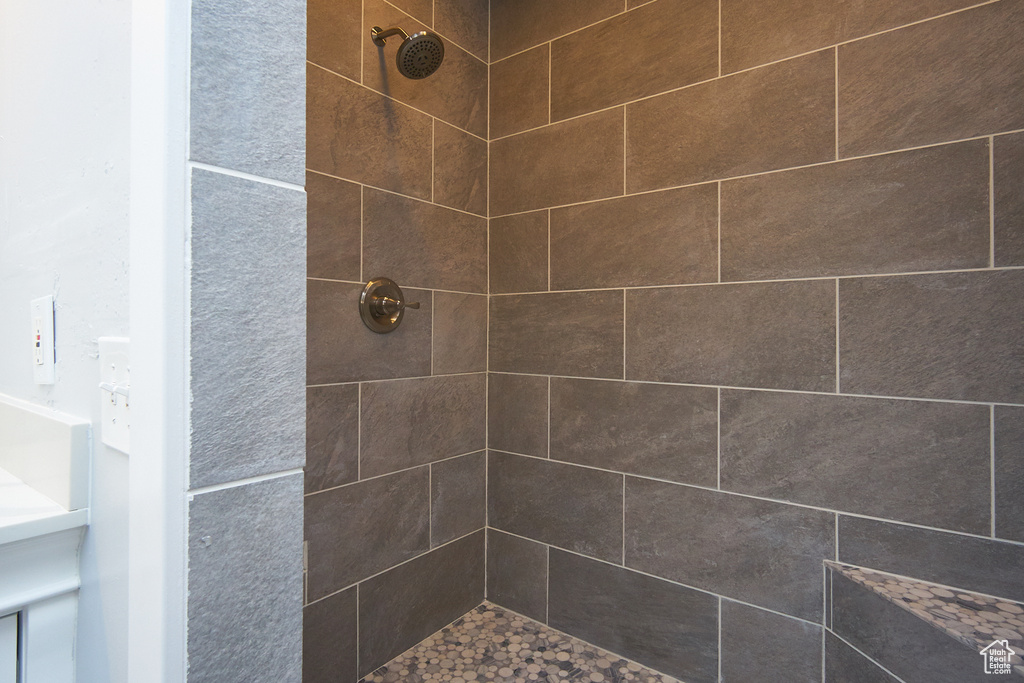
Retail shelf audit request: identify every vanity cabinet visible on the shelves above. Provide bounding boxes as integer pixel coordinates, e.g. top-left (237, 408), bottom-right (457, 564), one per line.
top-left (0, 613), bottom-right (17, 683)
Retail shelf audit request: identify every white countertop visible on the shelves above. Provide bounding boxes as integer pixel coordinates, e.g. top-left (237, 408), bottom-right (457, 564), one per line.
top-left (0, 467), bottom-right (87, 546)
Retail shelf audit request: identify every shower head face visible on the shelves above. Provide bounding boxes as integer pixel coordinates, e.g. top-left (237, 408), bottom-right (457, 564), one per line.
top-left (396, 31), bottom-right (445, 79)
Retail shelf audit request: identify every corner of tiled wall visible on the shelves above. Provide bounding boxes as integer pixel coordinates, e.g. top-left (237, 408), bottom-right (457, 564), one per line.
top-left (485, 0), bottom-right (1024, 681)
top-left (186, 0), bottom-right (307, 680)
top-left (304, 0), bottom-right (490, 680)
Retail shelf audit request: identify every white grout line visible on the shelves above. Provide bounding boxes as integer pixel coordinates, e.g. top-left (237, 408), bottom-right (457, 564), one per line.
top-left (991, 404), bottom-right (997, 538)
top-left (357, 383), bottom-right (362, 480)
top-left (717, 181), bottom-right (722, 282)
top-left (430, 291), bottom-right (435, 375)
top-left (621, 474), bottom-right (626, 565)
top-left (188, 469), bottom-right (303, 497)
top-left (494, 525), bottom-right (828, 628)
top-left (481, 370), bottom-right (1024, 408)
top-left (835, 278), bottom-right (841, 393)
top-left (621, 290), bottom-right (627, 379)
top-left (990, 136), bottom-right (997, 268)
top-left (359, 186), bottom-right (365, 282)
top-left (717, 0), bottom-right (722, 78)
top-left (428, 463), bottom-right (434, 547)
top-left (485, 263), bottom-right (1024, 296)
top-left (547, 376), bottom-right (552, 458)
top-left (486, 449), bottom-right (1024, 548)
top-left (431, 118), bottom-right (435, 203)
top-left (306, 168), bottom-right (488, 219)
top-left (486, 130), bottom-right (1021, 212)
top-left (547, 42), bottom-right (552, 125)
top-left (305, 449), bottom-right (486, 498)
top-left (356, 583), bottom-right (361, 677)
top-left (834, 46), bottom-right (840, 160)
top-left (834, 513), bottom-right (840, 561)
top-left (306, 276), bottom-right (486, 297)
top-left (717, 597), bottom-right (723, 681)
top-left (307, 370), bottom-right (489, 389)
top-left (360, 0), bottom-right (365, 83)
top-left (491, 5), bottom-right (628, 66)
top-left (547, 209), bottom-right (552, 291)
top-left (717, 388), bottom-right (722, 489)
top-left (188, 161), bottom-right (305, 192)
top-left (545, 544), bottom-right (551, 624)
top-left (622, 106), bottom-right (628, 194)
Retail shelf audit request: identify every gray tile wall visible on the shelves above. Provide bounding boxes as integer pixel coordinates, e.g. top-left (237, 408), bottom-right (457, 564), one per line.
top-left (188, 0), bottom-right (306, 679)
top-left (304, 0), bottom-right (488, 679)
top-left (484, 0), bottom-right (1024, 680)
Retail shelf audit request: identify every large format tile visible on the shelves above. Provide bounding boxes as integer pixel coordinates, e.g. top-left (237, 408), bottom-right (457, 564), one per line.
top-left (490, 108), bottom-right (624, 215)
top-left (838, 517), bottom-right (1024, 603)
top-left (490, 291), bottom-right (624, 378)
top-left (722, 0), bottom-right (978, 74)
top-left (191, 0), bottom-right (305, 184)
top-left (360, 374), bottom-right (486, 478)
top-left (306, 172), bottom-right (361, 282)
top-left (487, 374), bottom-right (549, 457)
top-left (626, 479), bottom-right (834, 620)
top-left (720, 601), bottom-right (822, 683)
top-left (303, 587), bottom-right (357, 683)
top-left (489, 211), bottom-right (548, 294)
top-left (307, 65), bottom-right (432, 199)
top-left (359, 532), bottom-right (485, 676)
top-left (548, 551), bottom-right (719, 683)
top-left (838, 0), bottom-right (1024, 156)
top-left (550, 185), bottom-right (718, 289)
top-left (995, 132), bottom-right (1024, 267)
top-left (839, 270), bottom-right (1024, 403)
top-left (996, 406), bottom-right (1024, 543)
top-left (831, 571), bottom-right (990, 683)
top-left (305, 384), bottom-right (359, 494)
top-left (486, 529), bottom-right (548, 623)
top-left (363, 188), bottom-right (487, 293)
top-left (550, 0), bottom-right (718, 121)
top-left (490, 46), bottom-right (549, 139)
top-left (307, 280), bottom-right (432, 384)
top-left (627, 50), bottom-right (835, 192)
top-left (431, 452), bottom-right (486, 547)
top-left (432, 120), bottom-right (487, 217)
top-left (432, 292), bottom-right (487, 375)
top-left (386, 0), bottom-right (431, 24)
top-left (720, 390), bottom-right (991, 533)
top-left (188, 475), bottom-right (303, 683)
top-left (488, 452), bottom-right (623, 563)
top-left (363, 0), bottom-right (487, 137)
top-left (307, 0), bottom-right (360, 80)
top-left (626, 280), bottom-right (836, 391)
top-left (550, 378), bottom-right (718, 486)
top-left (434, 0), bottom-right (488, 61)
top-left (190, 170), bottom-right (305, 488)
top-left (304, 468), bottom-right (430, 599)
top-left (825, 632), bottom-right (900, 683)
top-left (490, 0), bottom-right (622, 61)
top-left (721, 140), bottom-right (990, 280)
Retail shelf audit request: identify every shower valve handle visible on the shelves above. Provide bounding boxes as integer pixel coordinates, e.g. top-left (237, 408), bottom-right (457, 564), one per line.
top-left (373, 296), bottom-right (420, 316)
top-left (359, 277), bottom-right (420, 334)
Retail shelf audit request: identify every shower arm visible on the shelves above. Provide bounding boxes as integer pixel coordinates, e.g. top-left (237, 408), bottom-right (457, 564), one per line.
top-left (371, 26), bottom-right (409, 46)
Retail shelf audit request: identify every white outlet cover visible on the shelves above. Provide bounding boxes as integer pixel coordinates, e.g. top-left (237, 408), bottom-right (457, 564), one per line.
top-left (99, 337), bottom-right (130, 454)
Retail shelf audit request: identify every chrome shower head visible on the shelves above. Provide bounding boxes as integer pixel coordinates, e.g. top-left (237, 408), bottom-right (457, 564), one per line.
top-left (371, 26), bottom-right (445, 79)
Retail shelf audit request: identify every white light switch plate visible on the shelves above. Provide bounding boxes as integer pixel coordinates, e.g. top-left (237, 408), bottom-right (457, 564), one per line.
top-left (99, 337), bottom-right (130, 454)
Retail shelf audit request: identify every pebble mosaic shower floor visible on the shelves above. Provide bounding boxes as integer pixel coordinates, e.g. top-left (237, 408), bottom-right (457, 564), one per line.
top-left (359, 602), bottom-right (679, 683)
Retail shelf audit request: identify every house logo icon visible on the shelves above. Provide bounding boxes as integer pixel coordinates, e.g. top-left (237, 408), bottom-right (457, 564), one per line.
top-left (981, 639), bottom-right (1015, 675)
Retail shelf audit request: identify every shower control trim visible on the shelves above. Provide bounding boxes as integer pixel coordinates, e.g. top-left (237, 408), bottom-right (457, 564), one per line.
top-left (359, 278), bottom-right (420, 334)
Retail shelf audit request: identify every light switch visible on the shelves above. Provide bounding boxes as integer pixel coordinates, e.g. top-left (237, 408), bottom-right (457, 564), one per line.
top-left (31, 295), bottom-right (55, 384)
top-left (99, 337), bottom-right (130, 454)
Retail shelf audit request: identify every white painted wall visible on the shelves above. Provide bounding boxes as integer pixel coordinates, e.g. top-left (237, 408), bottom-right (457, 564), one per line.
top-left (0, 0), bottom-right (133, 680)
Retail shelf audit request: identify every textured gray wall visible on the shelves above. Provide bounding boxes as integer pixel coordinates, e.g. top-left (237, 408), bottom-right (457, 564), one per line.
top-left (187, 0), bottom-right (307, 679)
